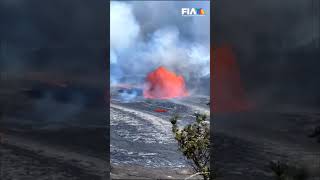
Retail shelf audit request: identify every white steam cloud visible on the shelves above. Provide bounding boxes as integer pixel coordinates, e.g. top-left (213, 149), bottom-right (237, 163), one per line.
top-left (110, 2), bottom-right (140, 54)
top-left (110, 1), bottom-right (210, 92)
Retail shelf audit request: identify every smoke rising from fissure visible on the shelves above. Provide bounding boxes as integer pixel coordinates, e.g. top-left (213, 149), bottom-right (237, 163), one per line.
top-left (110, 1), bottom-right (210, 95)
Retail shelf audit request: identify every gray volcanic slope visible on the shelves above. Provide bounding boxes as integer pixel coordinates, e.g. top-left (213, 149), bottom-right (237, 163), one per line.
top-left (214, 111), bottom-right (320, 180)
top-left (110, 96), bottom-right (210, 169)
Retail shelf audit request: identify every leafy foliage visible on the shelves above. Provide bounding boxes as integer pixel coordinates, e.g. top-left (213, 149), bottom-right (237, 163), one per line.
top-left (170, 113), bottom-right (210, 179)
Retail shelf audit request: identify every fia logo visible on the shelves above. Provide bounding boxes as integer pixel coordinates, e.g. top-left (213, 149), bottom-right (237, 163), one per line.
top-left (181, 8), bottom-right (206, 16)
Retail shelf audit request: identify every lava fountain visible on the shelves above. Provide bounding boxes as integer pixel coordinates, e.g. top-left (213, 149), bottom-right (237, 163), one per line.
top-left (212, 45), bottom-right (253, 112)
top-left (143, 66), bottom-right (189, 99)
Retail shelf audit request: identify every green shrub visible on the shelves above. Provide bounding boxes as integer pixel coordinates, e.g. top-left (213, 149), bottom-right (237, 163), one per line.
top-left (170, 113), bottom-right (211, 179)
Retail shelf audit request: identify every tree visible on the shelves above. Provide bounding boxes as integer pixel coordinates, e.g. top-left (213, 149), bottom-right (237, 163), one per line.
top-left (170, 113), bottom-right (211, 180)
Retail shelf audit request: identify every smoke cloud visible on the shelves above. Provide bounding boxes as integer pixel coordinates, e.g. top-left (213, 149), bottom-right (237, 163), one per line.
top-left (33, 91), bottom-right (85, 124)
top-left (110, 1), bottom-right (210, 94)
top-left (0, 0), bottom-right (107, 84)
top-left (215, 0), bottom-right (320, 109)
top-left (0, 0), bottom-right (107, 129)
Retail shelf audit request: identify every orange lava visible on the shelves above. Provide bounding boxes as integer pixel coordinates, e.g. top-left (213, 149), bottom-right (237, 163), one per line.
top-left (143, 66), bottom-right (189, 99)
top-left (154, 108), bottom-right (168, 113)
top-left (212, 45), bottom-right (253, 112)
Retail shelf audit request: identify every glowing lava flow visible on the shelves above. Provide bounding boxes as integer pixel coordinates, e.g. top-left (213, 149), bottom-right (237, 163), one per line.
top-left (154, 108), bottom-right (168, 113)
top-left (143, 66), bottom-right (189, 99)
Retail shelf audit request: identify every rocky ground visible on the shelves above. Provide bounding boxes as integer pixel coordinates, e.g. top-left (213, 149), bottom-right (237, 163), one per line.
top-left (0, 129), bottom-right (108, 180)
top-left (0, 131), bottom-right (200, 180)
top-left (1, 85), bottom-right (320, 180)
top-left (0, 143), bottom-right (102, 180)
top-left (214, 111), bottom-right (320, 180)
top-left (110, 95), bottom-right (210, 179)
